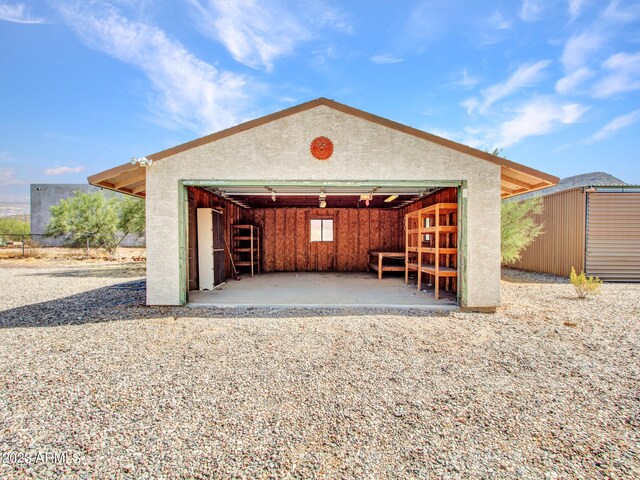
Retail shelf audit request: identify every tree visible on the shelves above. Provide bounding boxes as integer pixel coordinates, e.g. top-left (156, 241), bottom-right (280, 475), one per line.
top-left (45, 191), bottom-right (145, 254)
top-left (486, 147), bottom-right (545, 265)
top-left (0, 216), bottom-right (30, 244)
top-left (501, 197), bottom-right (544, 265)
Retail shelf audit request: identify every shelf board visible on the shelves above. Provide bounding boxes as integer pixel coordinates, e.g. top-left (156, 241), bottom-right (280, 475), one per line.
top-left (419, 247), bottom-right (457, 254)
top-left (406, 263), bottom-right (457, 276)
top-left (235, 261), bottom-right (259, 266)
top-left (233, 248), bottom-right (258, 252)
top-left (422, 226), bottom-right (458, 233)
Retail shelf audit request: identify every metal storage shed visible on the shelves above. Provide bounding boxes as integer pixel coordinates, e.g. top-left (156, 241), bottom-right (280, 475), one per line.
top-left (88, 98), bottom-right (558, 309)
top-left (512, 185), bottom-right (640, 281)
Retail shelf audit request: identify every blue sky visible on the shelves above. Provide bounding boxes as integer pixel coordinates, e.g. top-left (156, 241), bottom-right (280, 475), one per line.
top-left (1, 0), bottom-right (639, 205)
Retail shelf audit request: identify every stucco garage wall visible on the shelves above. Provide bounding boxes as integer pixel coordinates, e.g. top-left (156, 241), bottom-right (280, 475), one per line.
top-left (146, 105), bottom-right (501, 308)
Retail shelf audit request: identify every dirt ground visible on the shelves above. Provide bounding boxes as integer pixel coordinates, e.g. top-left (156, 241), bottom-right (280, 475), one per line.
top-left (0, 258), bottom-right (638, 479)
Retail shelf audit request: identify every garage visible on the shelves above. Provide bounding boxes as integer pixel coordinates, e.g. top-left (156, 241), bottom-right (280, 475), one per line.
top-left (88, 98), bottom-right (557, 310)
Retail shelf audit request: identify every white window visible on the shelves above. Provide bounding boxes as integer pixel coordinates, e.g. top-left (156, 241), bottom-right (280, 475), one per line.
top-left (310, 218), bottom-right (334, 242)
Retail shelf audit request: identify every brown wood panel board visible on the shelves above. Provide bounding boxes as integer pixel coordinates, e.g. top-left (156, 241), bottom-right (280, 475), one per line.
top-left (284, 209), bottom-right (297, 270)
top-left (274, 209), bottom-right (286, 271)
top-left (347, 209), bottom-right (358, 271)
top-left (359, 210), bottom-right (370, 270)
top-left (370, 209), bottom-right (381, 252)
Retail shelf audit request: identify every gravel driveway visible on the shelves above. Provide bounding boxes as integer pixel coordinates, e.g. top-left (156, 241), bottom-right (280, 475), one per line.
top-left (1, 259), bottom-right (638, 479)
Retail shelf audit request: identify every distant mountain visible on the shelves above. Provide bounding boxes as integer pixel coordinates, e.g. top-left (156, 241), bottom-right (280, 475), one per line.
top-left (0, 203), bottom-right (29, 217)
top-left (509, 172), bottom-right (627, 201)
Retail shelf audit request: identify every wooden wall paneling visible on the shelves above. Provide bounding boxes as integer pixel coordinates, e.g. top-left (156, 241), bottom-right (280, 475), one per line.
top-left (296, 209), bottom-right (308, 271)
top-left (358, 210), bottom-right (370, 270)
top-left (335, 209), bottom-right (347, 270)
top-left (263, 209), bottom-right (276, 272)
top-left (369, 209), bottom-right (380, 253)
top-left (285, 209), bottom-right (297, 270)
top-left (274, 209), bottom-right (286, 271)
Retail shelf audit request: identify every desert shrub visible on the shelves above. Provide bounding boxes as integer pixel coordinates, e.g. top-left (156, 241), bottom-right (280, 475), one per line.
top-left (45, 191), bottom-right (145, 254)
top-left (0, 216), bottom-right (30, 243)
top-left (501, 197), bottom-right (544, 265)
top-left (570, 267), bottom-right (602, 298)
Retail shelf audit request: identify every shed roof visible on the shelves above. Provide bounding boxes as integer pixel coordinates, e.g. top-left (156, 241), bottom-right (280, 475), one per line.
top-left (88, 97), bottom-right (558, 199)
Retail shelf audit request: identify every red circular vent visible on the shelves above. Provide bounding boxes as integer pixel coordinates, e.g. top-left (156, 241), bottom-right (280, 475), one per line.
top-left (310, 136), bottom-right (333, 160)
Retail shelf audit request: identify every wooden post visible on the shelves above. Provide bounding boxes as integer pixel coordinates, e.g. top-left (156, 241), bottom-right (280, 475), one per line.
top-left (378, 253), bottom-right (383, 280)
top-left (434, 204), bottom-right (440, 300)
top-left (250, 226), bottom-right (254, 277)
top-left (86, 235), bottom-right (90, 256)
top-left (21, 234), bottom-right (25, 257)
top-left (405, 215), bottom-right (409, 284)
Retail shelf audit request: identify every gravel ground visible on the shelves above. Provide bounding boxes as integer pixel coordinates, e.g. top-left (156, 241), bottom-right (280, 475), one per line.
top-left (0, 259), bottom-right (638, 479)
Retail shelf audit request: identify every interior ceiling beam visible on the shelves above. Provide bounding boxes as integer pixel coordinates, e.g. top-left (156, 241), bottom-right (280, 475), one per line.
top-left (217, 191), bottom-right (421, 197)
top-left (184, 179), bottom-right (461, 188)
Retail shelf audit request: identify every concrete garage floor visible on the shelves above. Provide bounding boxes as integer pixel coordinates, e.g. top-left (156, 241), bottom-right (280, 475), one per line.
top-left (188, 272), bottom-right (458, 310)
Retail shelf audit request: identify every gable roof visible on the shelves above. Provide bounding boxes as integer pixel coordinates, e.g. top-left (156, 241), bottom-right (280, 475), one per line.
top-left (88, 97), bottom-right (559, 198)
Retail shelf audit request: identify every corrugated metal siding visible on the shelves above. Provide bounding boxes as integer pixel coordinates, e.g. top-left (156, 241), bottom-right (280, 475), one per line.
top-left (511, 188), bottom-right (586, 277)
top-left (586, 192), bottom-right (640, 281)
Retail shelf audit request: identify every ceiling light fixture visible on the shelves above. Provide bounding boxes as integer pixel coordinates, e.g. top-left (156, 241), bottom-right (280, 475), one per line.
top-left (319, 188), bottom-right (327, 208)
top-left (384, 195), bottom-right (399, 203)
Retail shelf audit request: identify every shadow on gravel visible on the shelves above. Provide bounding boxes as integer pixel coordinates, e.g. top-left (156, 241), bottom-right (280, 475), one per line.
top-left (0, 279), bottom-right (451, 329)
top-left (24, 265), bottom-right (146, 279)
top-left (0, 280), bottom-right (147, 329)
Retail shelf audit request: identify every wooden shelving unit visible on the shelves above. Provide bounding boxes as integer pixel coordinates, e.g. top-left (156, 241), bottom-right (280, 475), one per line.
top-left (232, 224), bottom-right (260, 277)
top-left (405, 203), bottom-right (458, 299)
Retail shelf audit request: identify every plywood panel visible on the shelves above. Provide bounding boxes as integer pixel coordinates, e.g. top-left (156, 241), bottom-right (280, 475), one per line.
top-left (285, 209), bottom-right (297, 270)
top-left (252, 207), bottom-right (404, 272)
top-left (358, 209), bottom-right (370, 270)
top-left (295, 209), bottom-right (307, 271)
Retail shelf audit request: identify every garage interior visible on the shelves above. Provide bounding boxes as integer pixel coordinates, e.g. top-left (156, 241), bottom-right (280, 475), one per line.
top-left (186, 182), bottom-right (460, 307)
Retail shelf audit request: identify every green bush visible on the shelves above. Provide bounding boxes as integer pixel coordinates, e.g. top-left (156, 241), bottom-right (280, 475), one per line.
top-left (45, 191), bottom-right (145, 254)
top-left (0, 216), bottom-right (30, 243)
top-left (501, 197), bottom-right (544, 265)
top-left (570, 267), bottom-right (602, 298)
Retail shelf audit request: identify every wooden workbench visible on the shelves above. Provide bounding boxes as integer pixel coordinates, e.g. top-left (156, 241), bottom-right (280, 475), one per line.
top-left (368, 251), bottom-right (406, 279)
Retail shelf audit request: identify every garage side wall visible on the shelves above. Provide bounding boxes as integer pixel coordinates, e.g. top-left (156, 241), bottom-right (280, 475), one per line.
top-left (146, 105), bottom-right (501, 307)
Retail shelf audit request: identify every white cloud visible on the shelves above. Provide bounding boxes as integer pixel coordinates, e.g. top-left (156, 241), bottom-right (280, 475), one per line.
top-left (603, 0), bottom-right (640, 23)
top-left (520, 0), bottom-right (548, 22)
top-left (465, 60), bottom-right (551, 114)
top-left (55, 1), bottom-right (248, 134)
top-left (568, 0), bottom-right (587, 21)
top-left (593, 52), bottom-right (640, 98)
top-left (43, 166), bottom-right (85, 176)
top-left (457, 69), bottom-right (480, 89)
top-left (0, 168), bottom-right (25, 185)
top-left (495, 98), bottom-right (587, 147)
top-left (588, 110), bottom-right (640, 142)
top-left (561, 32), bottom-right (604, 73)
top-left (489, 10), bottom-right (511, 29)
top-left (555, 67), bottom-right (593, 94)
top-left (188, 0), bottom-right (311, 71)
top-left (461, 97), bottom-right (480, 115)
top-left (0, 2), bottom-right (45, 24)
top-left (371, 54), bottom-right (403, 64)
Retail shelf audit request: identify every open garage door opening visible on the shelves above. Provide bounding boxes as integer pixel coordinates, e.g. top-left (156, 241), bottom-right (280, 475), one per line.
top-left (183, 181), bottom-right (464, 309)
